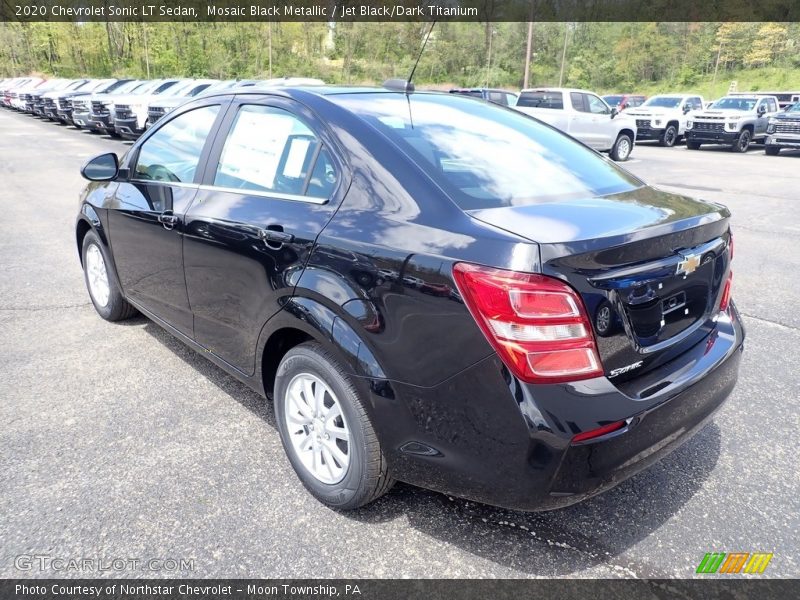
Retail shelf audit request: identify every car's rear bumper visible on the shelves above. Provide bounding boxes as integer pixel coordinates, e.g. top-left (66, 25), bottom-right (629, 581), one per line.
top-left (367, 304), bottom-right (744, 511)
top-left (686, 130), bottom-right (739, 144)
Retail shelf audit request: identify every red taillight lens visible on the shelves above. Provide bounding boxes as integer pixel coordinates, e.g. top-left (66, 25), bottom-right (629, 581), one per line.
top-left (452, 263), bottom-right (603, 384)
top-left (719, 270), bottom-right (733, 312)
top-left (572, 420), bottom-right (627, 443)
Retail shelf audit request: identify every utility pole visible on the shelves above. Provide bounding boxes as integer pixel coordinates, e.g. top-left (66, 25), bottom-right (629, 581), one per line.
top-left (143, 24), bottom-right (150, 78)
top-left (485, 27), bottom-right (495, 88)
top-left (523, 21), bottom-right (534, 88)
top-left (558, 23), bottom-right (569, 87)
top-left (713, 42), bottom-right (723, 84)
top-left (268, 21), bottom-right (273, 78)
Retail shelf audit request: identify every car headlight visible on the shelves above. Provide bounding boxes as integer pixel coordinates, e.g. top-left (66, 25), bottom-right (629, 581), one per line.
top-left (686, 121), bottom-right (693, 129)
top-left (653, 119), bottom-right (662, 126)
top-left (767, 121), bottom-right (776, 134)
top-left (726, 122), bottom-right (738, 130)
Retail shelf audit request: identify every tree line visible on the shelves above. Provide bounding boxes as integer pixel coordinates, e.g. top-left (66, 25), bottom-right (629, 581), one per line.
top-left (1, 22), bottom-right (799, 93)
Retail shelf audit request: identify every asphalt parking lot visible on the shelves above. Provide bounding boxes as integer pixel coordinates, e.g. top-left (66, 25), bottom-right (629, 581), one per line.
top-left (1, 110), bottom-right (798, 579)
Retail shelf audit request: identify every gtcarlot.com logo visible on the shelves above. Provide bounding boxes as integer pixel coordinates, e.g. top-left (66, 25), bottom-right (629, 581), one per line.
top-left (15, 554), bottom-right (195, 573)
top-left (696, 552), bottom-right (773, 574)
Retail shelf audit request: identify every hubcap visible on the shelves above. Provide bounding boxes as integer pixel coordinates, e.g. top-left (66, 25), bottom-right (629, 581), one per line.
top-left (739, 133), bottom-right (750, 150)
top-left (596, 306), bottom-right (611, 333)
top-left (665, 128), bottom-right (676, 145)
top-left (284, 373), bottom-right (351, 484)
top-left (85, 244), bottom-right (110, 307)
top-left (617, 139), bottom-right (630, 159)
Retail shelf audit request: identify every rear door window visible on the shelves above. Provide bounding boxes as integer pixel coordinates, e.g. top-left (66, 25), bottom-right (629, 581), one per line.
top-left (570, 92), bottom-right (588, 112)
top-left (213, 104), bottom-right (337, 200)
top-left (517, 91), bottom-right (563, 109)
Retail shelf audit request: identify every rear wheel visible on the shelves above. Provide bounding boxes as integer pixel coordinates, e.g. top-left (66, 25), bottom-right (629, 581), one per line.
top-left (274, 342), bottom-right (394, 510)
top-left (731, 129), bottom-right (751, 153)
top-left (765, 146), bottom-right (780, 156)
top-left (686, 141), bottom-right (701, 150)
top-left (81, 230), bottom-right (138, 321)
top-left (660, 124), bottom-right (678, 147)
top-left (610, 133), bottom-right (633, 161)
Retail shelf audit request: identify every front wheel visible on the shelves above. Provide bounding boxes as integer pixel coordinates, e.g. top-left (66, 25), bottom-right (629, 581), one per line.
top-left (732, 129), bottom-right (751, 153)
top-left (610, 133), bottom-right (633, 161)
top-left (765, 146), bottom-right (780, 156)
top-left (274, 342), bottom-right (394, 510)
top-left (81, 230), bottom-right (138, 321)
top-left (660, 124), bottom-right (678, 147)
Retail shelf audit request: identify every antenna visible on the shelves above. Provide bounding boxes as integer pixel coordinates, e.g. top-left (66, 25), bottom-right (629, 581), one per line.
top-left (408, 21), bottom-right (437, 91)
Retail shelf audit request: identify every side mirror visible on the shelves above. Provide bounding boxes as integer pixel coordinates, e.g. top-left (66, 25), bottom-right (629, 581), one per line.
top-left (682, 105), bottom-right (691, 114)
top-left (610, 107), bottom-right (618, 119)
top-left (81, 153), bottom-right (119, 181)
top-left (757, 105), bottom-right (766, 116)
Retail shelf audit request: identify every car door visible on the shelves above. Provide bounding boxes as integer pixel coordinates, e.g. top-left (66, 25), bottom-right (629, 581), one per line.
top-left (107, 101), bottom-right (226, 336)
top-left (182, 96), bottom-right (347, 375)
top-left (569, 92), bottom-right (611, 149)
top-left (754, 98), bottom-right (772, 135)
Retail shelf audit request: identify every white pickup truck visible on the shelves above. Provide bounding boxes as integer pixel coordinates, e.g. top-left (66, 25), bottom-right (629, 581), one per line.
top-left (624, 94), bottom-right (705, 147)
top-left (514, 88), bottom-right (637, 161)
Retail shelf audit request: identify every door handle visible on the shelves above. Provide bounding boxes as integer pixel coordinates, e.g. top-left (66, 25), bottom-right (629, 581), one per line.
top-left (259, 227), bottom-right (294, 245)
top-left (158, 211), bottom-right (179, 230)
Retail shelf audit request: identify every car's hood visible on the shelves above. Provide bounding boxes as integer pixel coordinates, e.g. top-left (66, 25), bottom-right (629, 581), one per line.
top-left (467, 185), bottom-right (726, 244)
top-left (625, 109), bottom-right (677, 118)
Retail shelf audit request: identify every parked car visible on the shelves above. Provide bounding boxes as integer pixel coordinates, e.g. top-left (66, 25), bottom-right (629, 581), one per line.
top-left (112, 78), bottom-right (183, 138)
top-left (145, 79), bottom-right (219, 129)
top-left (31, 79), bottom-right (87, 117)
top-left (75, 86), bottom-right (742, 512)
top-left (602, 94), bottom-right (646, 111)
top-left (4, 77), bottom-right (43, 108)
top-left (623, 94), bottom-right (704, 147)
top-left (9, 77), bottom-right (45, 110)
top-left (765, 101), bottom-right (800, 155)
top-left (514, 87), bottom-right (636, 160)
top-left (41, 79), bottom-right (93, 120)
top-left (85, 79), bottom-right (153, 135)
top-left (685, 94), bottom-right (780, 152)
top-left (450, 88), bottom-right (519, 107)
top-left (19, 78), bottom-right (67, 113)
top-left (72, 80), bottom-right (140, 129)
top-left (57, 79), bottom-right (131, 125)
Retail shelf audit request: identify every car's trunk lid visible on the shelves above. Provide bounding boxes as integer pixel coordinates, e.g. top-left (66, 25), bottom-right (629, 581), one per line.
top-left (468, 185), bottom-right (732, 385)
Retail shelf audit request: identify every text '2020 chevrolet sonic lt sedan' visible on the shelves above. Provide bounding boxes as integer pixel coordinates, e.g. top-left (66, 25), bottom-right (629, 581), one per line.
top-left (75, 85), bottom-right (743, 511)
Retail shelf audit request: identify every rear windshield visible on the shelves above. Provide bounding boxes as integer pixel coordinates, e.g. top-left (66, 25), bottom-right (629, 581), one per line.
top-left (334, 93), bottom-right (642, 210)
top-left (517, 91), bottom-right (563, 109)
top-left (642, 96), bottom-right (682, 108)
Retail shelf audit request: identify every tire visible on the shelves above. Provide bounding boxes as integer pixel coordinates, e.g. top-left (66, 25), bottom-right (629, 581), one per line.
top-left (274, 342), bottom-right (394, 510)
top-left (686, 141), bottom-right (701, 150)
top-left (765, 146), bottom-right (780, 156)
top-left (659, 124), bottom-right (678, 147)
top-left (609, 133), bottom-right (633, 161)
top-left (81, 229), bottom-right (138, 321)
top-left (731, 129), bottom-right (751, 153)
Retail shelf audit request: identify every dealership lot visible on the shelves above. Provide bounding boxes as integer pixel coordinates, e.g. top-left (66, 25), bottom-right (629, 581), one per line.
top-left (1, 109), bottom-right (798, 578)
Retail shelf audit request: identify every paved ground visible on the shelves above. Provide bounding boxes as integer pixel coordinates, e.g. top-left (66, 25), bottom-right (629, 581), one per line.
top-left (1, 110), bottom-right (798, 579)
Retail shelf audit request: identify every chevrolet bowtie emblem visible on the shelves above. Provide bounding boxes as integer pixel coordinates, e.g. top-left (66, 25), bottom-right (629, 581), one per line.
top-left (677, 253), bottom-right (701, 276)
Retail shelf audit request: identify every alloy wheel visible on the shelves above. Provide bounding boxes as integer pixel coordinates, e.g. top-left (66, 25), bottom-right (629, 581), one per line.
top-left (85, 244), bottom-right (110, 307)
top-left (284, 373), bottom-right (351, 484)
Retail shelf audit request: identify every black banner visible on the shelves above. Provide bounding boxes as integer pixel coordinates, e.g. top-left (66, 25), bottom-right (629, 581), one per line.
top-left (1, 0), bottom-right (800, 23)
top-left (2, 579), bottom-right (798, 600)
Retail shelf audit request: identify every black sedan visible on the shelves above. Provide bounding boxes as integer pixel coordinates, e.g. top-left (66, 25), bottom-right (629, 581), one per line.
top-left (75, 85), bottom-right (743, 511)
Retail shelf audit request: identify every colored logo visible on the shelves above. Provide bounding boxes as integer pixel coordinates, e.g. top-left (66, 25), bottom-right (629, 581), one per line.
top-left (696, 552), bottom-right (773, 574)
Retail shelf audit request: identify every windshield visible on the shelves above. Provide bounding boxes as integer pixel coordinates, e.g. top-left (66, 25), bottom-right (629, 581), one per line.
top-left (603, 95), bottom-right (623, 107)
top-left (131, 80), bottom-right (166, 95)
top-left (783, 102), bottom-right (800, 113)
top-left (334, 93), bottom-right (641, 210)
top-left (111, 80), bottom-right (144, 95)
top-left (713, 97), bottom-right (757, 111)
top-left (642, 96), bottom-right (682, 108)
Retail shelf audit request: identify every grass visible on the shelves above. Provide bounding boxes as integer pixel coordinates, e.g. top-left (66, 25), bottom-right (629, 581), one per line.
top-left (628, 68), bottom-right (800, 101)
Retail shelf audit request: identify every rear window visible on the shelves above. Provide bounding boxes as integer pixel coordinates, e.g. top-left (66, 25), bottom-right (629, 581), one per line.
top-left (334, 93), bottom-right (641, 210)
top-left (603, 95), bottom-right (623, 107)
top-left (517, 91), bottom-right (563, 109)
top-left (642, 96), bottom-right (682, 108)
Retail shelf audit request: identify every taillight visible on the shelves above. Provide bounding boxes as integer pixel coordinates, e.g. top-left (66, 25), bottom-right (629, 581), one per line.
top-left (719, 271), bottom-right (733, 312)
top-left (452, 263), bottom-right (603, 384)
top-left (720, 229), bottom-right (734, 312)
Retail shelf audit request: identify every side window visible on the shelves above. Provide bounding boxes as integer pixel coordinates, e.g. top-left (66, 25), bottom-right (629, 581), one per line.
top-left (768, 98), bottom-right (778, 112)
top-left (692, 97), bottom-right (703, 110)
top-left (133, 105), bottom-right (219, 183)
top-left (488, 91), bottom-right (505, 105)
top-left (214, 105), bottom-right (337, 199)
top-left (587, 94), bottom-right (609, 114)
top-left (570, 92), bottom-right (587, 112)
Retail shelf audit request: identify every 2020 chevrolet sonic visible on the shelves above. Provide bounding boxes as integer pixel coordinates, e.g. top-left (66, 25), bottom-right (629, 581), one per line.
top-left (76, 85), bottom-right (743, 511)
